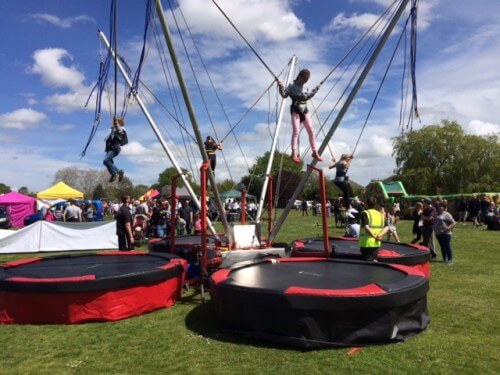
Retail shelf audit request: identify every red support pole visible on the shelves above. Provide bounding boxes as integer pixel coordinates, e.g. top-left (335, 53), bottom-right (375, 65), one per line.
top-left (241, 189), bottom-right (247, 224)
top-left (200, 162), bottom-right (210, 275)
top-left (170, 176), bottom-right (179, 254)
top-left (310, 165), bottom-right (330, 259)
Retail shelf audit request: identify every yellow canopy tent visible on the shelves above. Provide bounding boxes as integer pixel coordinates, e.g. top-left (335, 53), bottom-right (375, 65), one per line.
top-left (37, 182), bottom-right (84, 200)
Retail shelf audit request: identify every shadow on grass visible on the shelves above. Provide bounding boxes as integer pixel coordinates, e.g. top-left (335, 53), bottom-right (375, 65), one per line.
top-left (183, 298), bottom-right (305, 351)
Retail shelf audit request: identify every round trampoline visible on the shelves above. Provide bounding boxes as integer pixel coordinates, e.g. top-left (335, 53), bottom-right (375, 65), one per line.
top-left (148, 235), bottom-right (223, 269)
top-left (0, 251), bottom-right (186, 324)
top-left (291, 237), bottom-right (431, 277)
top-left (210, 257), bottom-right (430, 348)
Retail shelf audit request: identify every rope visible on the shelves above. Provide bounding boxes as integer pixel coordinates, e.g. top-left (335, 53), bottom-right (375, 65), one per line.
top-left (80, 0), bottom-right (116, 158)
top-left (352, 13), bottom-right (410, 156)
top-left (211, 0), bottom-right (279, 81)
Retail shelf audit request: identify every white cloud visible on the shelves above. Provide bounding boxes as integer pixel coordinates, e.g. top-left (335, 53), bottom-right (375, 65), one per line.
top-left (465, 120), bottom-right (500, 137)
top-left (29, 48), bottom-right (85, 90)
top-left (28, 13), bottom-right (94, 29)
top-left (0, 108), bottom-right (47, 130)
top-left (0, 145), bottom-right (85, 192)
top-left (174, 0), bottom-right (305, 43)
top-left (329, 12), bottom-right (380, 31)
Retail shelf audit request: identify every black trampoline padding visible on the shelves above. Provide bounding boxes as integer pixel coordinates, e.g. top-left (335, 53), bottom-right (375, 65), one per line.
top-left (292, 237), bottom-right (430, 276)
top-left (0, 252), bottom-right (187, 324)
top-left (148, 234), bottom-right (226, 253)
top-left (0, 251), bottom-right (184, 293)
top-left (210, 257), bottom-right (430, 348)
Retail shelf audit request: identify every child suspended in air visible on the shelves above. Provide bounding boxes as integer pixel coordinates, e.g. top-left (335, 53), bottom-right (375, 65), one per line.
top-left (278, 69), bottom-right (323, 163)
top-left (103, 117), bottom-right (128, 182)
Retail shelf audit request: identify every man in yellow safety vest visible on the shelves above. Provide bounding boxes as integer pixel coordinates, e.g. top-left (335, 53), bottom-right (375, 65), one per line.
top-left (359, 197), bottom-right (389, 261)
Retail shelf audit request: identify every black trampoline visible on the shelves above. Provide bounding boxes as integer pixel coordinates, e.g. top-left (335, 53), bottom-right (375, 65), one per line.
top-left (210, 257), bottom-right (429, 348)
top-left (148, 234), bottom-right (226, 252)
top-left (291, 237), bottom-right (430, 277)
top-left (0, 251), bottom-right (186, 324)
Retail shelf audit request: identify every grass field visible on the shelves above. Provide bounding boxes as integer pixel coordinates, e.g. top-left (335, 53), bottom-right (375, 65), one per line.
top-left (0, 211), bottom-right (499, 375)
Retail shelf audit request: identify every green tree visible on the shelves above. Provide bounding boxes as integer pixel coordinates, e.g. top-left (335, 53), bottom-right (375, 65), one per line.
top-left (92, 184), bottom-right (106, 200)
top-left (392, 120), bottom-right (500, 194)
top-left (131, 184), bottom-right (151, 199)
top-left (0, 183), bottom-right (10, 194)
top-left (239, 151), bottom-right (303, 206)
top-left (217, 179), bottom-right (237, 193)
top-left (18, 186), bottom-right (29, 195)
top-left (157, 167), bottom-right (193, 188)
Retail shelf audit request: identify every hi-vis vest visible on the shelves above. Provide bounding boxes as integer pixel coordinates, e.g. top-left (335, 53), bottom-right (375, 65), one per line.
top-left (359, 209), bottom-right (385, 248)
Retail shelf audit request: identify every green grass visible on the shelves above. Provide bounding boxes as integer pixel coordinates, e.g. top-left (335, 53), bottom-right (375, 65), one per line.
top-left (1, 211), bottom-right (499, 374)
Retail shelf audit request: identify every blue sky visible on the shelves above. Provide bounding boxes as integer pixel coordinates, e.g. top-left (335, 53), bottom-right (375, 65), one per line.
top-left (1, 0), bottom-right (499, 194)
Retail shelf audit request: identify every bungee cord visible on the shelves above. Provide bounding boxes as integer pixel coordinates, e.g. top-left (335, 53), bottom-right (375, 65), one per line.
top-left (211, 0), bottom-right (279, 82)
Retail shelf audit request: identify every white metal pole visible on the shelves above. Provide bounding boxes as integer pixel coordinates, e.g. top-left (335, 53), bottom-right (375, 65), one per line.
top-left (255, 55), bottom-right (297, 223)
top-left (99, 30), bottom-right (219, 237)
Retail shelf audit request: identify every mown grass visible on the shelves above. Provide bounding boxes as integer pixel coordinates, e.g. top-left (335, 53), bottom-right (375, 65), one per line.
top-left (0, 210), bottom-right (499, 374)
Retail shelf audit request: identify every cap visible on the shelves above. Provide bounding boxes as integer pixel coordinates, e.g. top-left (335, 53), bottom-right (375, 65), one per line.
top-left (423, 198), bottom-right (432, 204)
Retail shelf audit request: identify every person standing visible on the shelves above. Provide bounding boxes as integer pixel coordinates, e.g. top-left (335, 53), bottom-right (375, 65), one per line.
top-left (301, 200), bottom-right (308, 216)
top-left (63, 199), bottom-right (82, 222)
top-left (359, 197), bottom-right (388, 261)
top-left (177, 200), bottom-right (193, 235)
top-left (103, 117), bottom-right (128, 183)
top-left (457, 195), bottom-right (468, 225)
top-left (411, 202), bottom-right (423, 244)
top-left (278, 69), bottom-right (323, 163)
top-left (467, 194), bottom-right (480, 228)
top-left (434, 203), bottom-right (456, 264)
top-left (116, 195), bottom-right (134, 251)
top-left (421, 198), bottom-right (437, 258)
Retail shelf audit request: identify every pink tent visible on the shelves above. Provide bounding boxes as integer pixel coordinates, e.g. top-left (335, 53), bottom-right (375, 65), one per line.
top-left (0, 192), bottom-right (36, 227)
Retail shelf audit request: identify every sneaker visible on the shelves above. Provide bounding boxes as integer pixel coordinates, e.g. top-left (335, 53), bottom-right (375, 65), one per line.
top-left (447, 261), bottom-right (453, 265)
top-left (312, 151), bottom-right (323, 162)
top-left (109, 174), bottom-right (117, 182)
top-left (291, 156), bottom-right (301, 163)
top-left (118, 170), bottom-right (125, 182)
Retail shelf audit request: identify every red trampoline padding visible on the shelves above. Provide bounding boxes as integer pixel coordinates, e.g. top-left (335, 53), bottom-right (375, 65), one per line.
top-left (388, 263), bottom-right (426, 276)
top-left (7, 275), bottom-right (96, 283)
top-left (285, 283), bottom-right (387, 297)
top-left (276, 257), bottom-right (327, 263)
top-left (378, 250), bottom-right (402, 258)
top-left (414, 262), bottom-right (430, 278)
top-left (211, 269), bottom-right (231, 285)
top-left (2, 258), bottom-right (42, 268)
top-left (0, 277), bottom-right (183, 324)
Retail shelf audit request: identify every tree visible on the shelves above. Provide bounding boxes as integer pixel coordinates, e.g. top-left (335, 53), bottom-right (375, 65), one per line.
top-left (92, 184), bottom-right (106, 200)
top-left (239, 151), bottom-right (303, 206)
top-left (0, 183), bottom-right (10, 194)
top-left (18, 186), bottom-right (29, 195)
top-left (157, 167), bottom-right (194, 189)
top-left (53, 167), bottom-right (110, 197)
top-left (217, 179), bottom-right (237, 193)
top-left (131, 184), bottom-right (151, 199)
top-left (392, 120), bottom-right (500, 194)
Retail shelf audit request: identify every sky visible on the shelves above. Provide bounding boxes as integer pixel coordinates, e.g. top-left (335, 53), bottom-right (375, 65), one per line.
top-left (0, 0), bottom-right (499, 194)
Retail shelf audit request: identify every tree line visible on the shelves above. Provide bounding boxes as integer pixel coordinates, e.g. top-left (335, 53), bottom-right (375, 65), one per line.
top-left (2, 120), bottom-right (497, 200)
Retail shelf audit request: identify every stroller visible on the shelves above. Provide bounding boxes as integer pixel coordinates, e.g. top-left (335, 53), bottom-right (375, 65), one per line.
top-left (132, 214), bottom-right (148, 247)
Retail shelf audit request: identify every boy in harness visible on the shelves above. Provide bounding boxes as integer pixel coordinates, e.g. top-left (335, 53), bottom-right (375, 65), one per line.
top-left (278, 69), bottom-right (323, 163)
top-left (103, 117), bottom-right (128, 182)
top-left (329, 153), bottom-right (354, 207)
